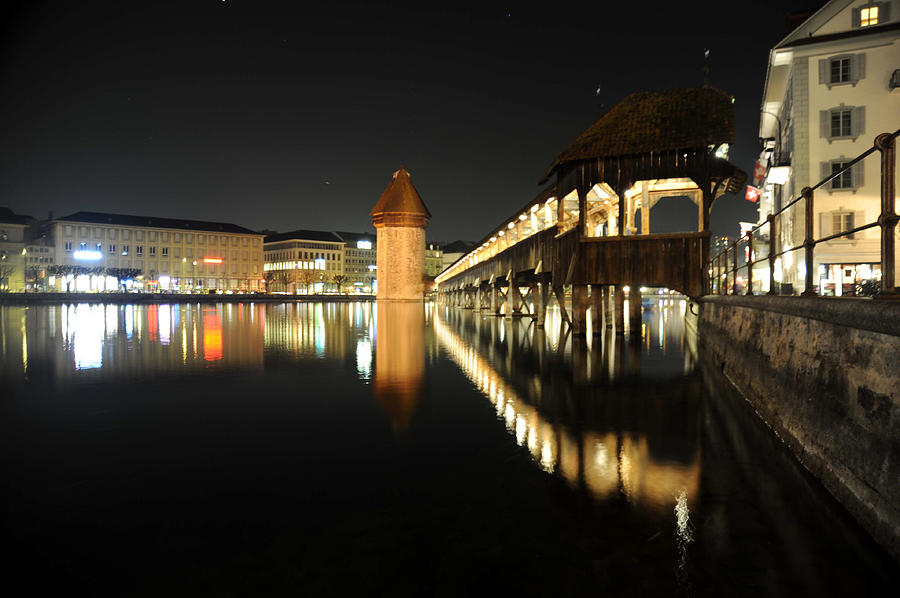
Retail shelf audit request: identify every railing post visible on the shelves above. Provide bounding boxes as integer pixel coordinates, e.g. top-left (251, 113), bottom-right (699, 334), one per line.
top-left (767, 213), bottom-right (777, 295)
top-left (801, 186), bottom-right (817, 297)
top-left (746, 233), bottom-right (754, 295)
top-left (731, 241), bottom-right (739, 294)
top-left (876, 133), bottom-right (897, 297)
top-left (723, 243), bottom-right (730, 295)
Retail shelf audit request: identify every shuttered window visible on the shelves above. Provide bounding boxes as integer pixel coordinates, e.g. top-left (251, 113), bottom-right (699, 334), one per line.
top-left (852, 2), bottom-right (891, 28)
top-left (821, 158), bottom-right (864, 192)
top-left (818, 54), bottom-right (866, 88)
top-left (820, 106), bottom-right (865, 141)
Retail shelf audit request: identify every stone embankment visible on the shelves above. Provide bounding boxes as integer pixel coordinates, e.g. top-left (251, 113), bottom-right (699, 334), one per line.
top-left (698, 295), bottom-right (900, 561)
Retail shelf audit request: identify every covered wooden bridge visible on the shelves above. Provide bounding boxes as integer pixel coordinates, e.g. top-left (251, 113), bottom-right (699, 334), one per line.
top-left (435, 87), bottom-right (747, 335)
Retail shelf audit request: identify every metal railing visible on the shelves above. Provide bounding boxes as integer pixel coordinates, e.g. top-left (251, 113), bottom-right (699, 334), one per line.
top-left (708, 130), bottom-right (898, 298)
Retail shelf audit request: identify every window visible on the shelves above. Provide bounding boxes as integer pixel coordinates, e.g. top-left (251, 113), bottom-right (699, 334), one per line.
top-left (122, 245), bottom-right (129, 256)
top-left (162, 247), bottom-right (168, 257)
top-left (136, 245), bottom-right (144, 256)
top-left (821, 106), bottom-right (865, 141)
top-left (830, 161), bottom-right (855, 189)
top-left (853, 2), bottom-right (889, 28)
top-left (108, 244), bottom-right (116, 254)
top-left (80, 242), bottom-right (87, 251)
top-left (819, 54), bottom-right (865, 87)
top-left (149, 247), bottom-right (157, 256)
top-left (65, 242), bottom-right (72, 252)
top-left (833, 212), bottom-right (855, 239)
top-left (95, 243), bottom-right (102, 252)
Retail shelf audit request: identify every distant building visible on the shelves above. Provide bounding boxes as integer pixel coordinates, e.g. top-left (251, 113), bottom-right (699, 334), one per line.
top-left (756, 0), bottom-right (899, 295)
top-left (49, 211), bottom-right (265, 292)
top-left (424, 244), bottom-right (444, 278)
top-left (263, 230), bottom-right (345, 293)
top-left (0, 207), bottom-right (32, 292)
top-left (335, 231), bottom-right (377, 293)
top-left (437, 240), bottom-right (477, 272)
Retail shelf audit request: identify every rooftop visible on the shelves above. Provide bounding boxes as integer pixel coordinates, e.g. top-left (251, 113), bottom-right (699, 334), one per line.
top-left (370, 168), bottom-right (432, 219)
top-left (264, 230), bottom-right (345, 244)
top-left (542, 87), bottom-right (736, 182)
top-left (58, 211), bottom-right (261, 235)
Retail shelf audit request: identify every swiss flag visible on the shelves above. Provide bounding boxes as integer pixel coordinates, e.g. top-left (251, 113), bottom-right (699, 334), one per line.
top-left (752, 160), bottom-right (767, 186)
top-left (745, 186), bottom-right (760, 203)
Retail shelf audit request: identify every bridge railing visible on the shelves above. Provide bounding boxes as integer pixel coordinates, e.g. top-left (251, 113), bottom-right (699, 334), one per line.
top-left (708, 130), bottom-right (898, 298)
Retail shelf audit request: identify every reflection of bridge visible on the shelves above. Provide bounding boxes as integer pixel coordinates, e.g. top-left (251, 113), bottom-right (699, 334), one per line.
top-left (434, 307), bottom-right (701, 512)
top-left (436, 88), bottom-right (746, 335)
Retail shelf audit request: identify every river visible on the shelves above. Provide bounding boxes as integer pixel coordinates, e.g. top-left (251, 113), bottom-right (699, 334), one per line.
top-left (0, 301), bottom-right (896, 596)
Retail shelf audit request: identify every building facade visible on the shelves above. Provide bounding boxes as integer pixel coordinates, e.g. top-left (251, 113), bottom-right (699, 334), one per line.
top-left (336, 231), bottom-right (377, 293)
top-left (0, 207), bottom-right (31, 292)
top-left (49, 212), bottom-right (265, 292)
top-left (757, 0), bottom-right (899, 295)
top-left (263, 230), bottom-right (346, 293)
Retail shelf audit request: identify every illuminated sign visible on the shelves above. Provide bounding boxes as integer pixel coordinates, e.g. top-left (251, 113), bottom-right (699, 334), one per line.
top-left (203, 258), bottom-right (223, 264)
top-left (357, 240), bottom-right (372, 250)
top-left (73, 250), bottom-right (103, 260)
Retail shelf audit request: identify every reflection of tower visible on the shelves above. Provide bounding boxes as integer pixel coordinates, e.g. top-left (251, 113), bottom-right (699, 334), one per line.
top-left (374, 302), bottom-right (425, 435)
top-left (370, 168), bottom-right (431, 301)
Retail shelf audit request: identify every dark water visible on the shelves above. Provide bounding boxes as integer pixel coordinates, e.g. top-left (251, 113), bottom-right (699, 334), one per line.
top-left (0, 301), bottom-right (896, 596)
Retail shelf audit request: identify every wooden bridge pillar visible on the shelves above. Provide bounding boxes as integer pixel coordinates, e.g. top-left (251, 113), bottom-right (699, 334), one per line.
top-left (535, 282), bottom-right (551, 328)
top-left (571, 284), bottom-right (589, 336)
top-left (590, 285), bottom-right (602, 336)
top-left (473, 286), bottom-right (482, 311)
top-left (628, 286), bottom-right (642, 335)
top-left (491, 284), bottom-right (502, 316)
top-left (603, 286), bottom-right (612, 328)
top-left (614, 285), bottom-right (625, 335)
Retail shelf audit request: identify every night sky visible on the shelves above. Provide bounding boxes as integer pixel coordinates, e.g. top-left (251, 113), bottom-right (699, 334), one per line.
top-left (1, 1), bottom-right (819, 243)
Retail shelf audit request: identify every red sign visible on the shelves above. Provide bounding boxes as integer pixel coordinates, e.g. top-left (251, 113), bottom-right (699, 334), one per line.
top-left (752, 160), bottom-right (767, 186)
top-left (745, 186), bottom-right (760, 203)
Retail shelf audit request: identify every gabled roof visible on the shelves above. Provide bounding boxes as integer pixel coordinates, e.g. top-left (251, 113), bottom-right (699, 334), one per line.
top-left (264, 230), bottom-right (345, 244)
top-left (58, 211), bottom-right (261, 235)
top-left (370, 168), bottom-right (431, 219)
top-left (541, 87), bottom-right (736, 182)
top-left (776, 0), bottom-right (850, 48)
top-left (0, 207), bottom-right (31, 225)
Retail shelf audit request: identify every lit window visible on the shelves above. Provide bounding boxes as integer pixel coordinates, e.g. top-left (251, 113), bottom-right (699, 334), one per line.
top-left (861, 6), bottom-right (879, 26)
top-left (136, 245), bottom-right (143, 256)
top-left (80, 242), bottom-right (87, 250)
top-left (149, 246), bottom-right (157, 256)
top-left (122, 245), bottom-right (129, 256)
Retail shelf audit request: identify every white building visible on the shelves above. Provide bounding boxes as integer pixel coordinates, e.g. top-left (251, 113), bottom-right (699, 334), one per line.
top-left (263, 230), bottom-right (346, 293)
top-left (50, 212), bottom-right (265, 292)
top-left (757, 0), bottom-right (899, 295)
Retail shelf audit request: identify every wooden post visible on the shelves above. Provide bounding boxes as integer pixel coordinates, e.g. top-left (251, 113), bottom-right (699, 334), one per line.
top-left (572, 284), bottom-right (588, 336)
top-left (591, 285), bottom-right (602, 336)
top-left (491, 284), bottom-right (500, 315)
top-left (554, 286), bottom-right (571, 324)
top-left (535, 282), bottom-right (549, 328)
top-left (614, 285), bottom-right (625, 335)
top-left (628, 285), bottom-right (641, 335)
top-left (474, 286), bottom-right (482, 311)
top-left (603, 286), bottom-right (612, 328)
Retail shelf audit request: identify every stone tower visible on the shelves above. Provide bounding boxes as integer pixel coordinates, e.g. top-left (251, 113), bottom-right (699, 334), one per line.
top-left (370, 168), bottom-right (431, 301)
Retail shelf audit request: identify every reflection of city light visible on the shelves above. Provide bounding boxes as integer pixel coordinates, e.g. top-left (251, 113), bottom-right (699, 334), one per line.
top-left (72, 305), bottom-right (104, 370)
top-left (356, 338), bottom-right (372, 379)
top-left (159, 305), bottom-right (171, 346)
top-left (203, 308), bottom-right (223, 361)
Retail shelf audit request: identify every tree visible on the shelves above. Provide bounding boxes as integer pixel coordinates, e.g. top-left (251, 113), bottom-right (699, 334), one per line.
top-left (297, 269), bottom-right (315, 294)
top-left (0, 264), bottom-right (14, 292)
top-left (332, 274), bottom-right (347, 294)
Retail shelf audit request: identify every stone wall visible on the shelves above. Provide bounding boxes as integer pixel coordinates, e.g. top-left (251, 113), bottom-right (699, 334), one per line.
top-left (698, 295), bottom-right (900, 561)
top-left (376, 226), bottom-right (425, 301)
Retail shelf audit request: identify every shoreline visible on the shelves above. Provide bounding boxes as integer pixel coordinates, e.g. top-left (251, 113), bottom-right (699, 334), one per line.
top-left (0, 292), bottom-right (377, 305)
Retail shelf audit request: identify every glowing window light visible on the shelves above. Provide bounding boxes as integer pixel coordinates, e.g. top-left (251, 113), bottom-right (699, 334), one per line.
top-left (203, 258), bottom-right (223, 263)
top-left (73, 250), bottom-right (102, 260)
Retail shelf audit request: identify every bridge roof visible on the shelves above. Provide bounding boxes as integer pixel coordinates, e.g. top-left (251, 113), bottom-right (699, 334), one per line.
top-left (541, 87), bottom-right (736, 183)
top-left (370, 168), bottom-right (432, 219)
